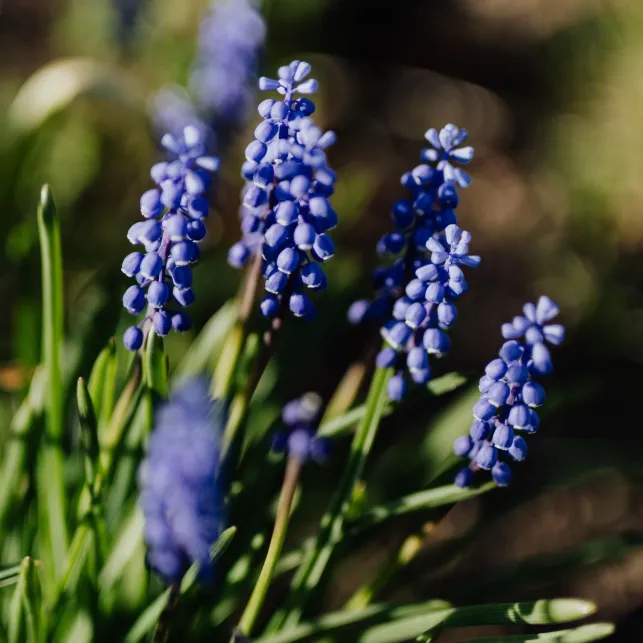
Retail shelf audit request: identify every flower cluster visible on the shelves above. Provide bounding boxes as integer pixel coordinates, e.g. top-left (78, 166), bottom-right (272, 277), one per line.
top-left (121, 126), bottom-right (218, 351)
top-left (112, 0), bottom-right (146, 50)
top-left (227, 61), bottom-right (338, 321)
top-left (151, 0), bottom-right (264, 144)
top-left (190, 0), bottom-right (266, 129)
top-left (454, 296), bottom-right (565, 487)
top-left (348, 124), bottom-right (474, 327)
top-left (139, 378), bottom-right (225, 583)
top-left (272, 393), bottom-right (329, 462)
top-left (378, 224), bottom-right (480, 400)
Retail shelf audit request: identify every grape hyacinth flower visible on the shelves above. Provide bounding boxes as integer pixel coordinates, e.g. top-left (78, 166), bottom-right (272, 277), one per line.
top-left (227, 61), bottom-right (339, 321)
top-left (112, 0), bottom-right (147, 50)
top-left (150, 86), bottom-right (209, 144)
top-left (453, 296), bottom-right (565, 488)
top-left (139, 378), bottom-right (225, 583)
top-left (190, 0), bottom-right (266, 130)
top-left (121, 125), bottom-right (218, 351)
top-left (272, 393), bottom-right (329, 462)
top-left (151, 0), bottom-right (264, 144)
top-left (348, 124), bottom-right (473, 326)
top-left (378, 224), bottom-right (480, 400)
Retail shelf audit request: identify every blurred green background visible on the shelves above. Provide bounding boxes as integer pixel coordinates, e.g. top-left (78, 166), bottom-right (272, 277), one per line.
top-left (2, 0), bottom-right (643, 640)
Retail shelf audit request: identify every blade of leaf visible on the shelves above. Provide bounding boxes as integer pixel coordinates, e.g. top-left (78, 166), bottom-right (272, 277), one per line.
top-left (87, 339), bottom-right (116, 427)
top-left (37, 184), bottom-right (68, 584)
top-left (7, 58), bottom-right (143, 135)
top-left (317, 372), bottom-right (466, 439)
top-left (257, 599), bottom-right (596, 643)
top-left (98, 505), bottom-right (144, 591)
top-left (174, 300), bottom-right (239, 380)
top-left (123, 526), bottom-right (237, 643)
top-left (0, 366), bottom-right (46, 527)
top-left (76, 378), bottom-right (99, 497)
top-left (452, 622), bottom-right (614, 643)
top-left (8, 557), bottom-right (40, 643)
top-left (346, 482), bottom-right (496, 535)
top-left (0, 563), bottom-right (26, 589)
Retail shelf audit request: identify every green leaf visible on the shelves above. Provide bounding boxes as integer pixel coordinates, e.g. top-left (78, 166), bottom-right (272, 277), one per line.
top-left (144, 331), bottom-right (168, 401)
top-left (453, 623), bottom-right (614, 643)
top-left (256, 599), bottom-right (597, 643)
top-left (54, 522), bottom-right (95, 603)
top-left (7, 58), bottom-right (143, 135)
top-left (87, 338), bottom-right (117, 430)
top-left (98, 505), bottom-right (144, 592)
top-left (37, 184), bottom-right (68, 585)
top-left (123, 526), bottom-right (237, 643)
top-left (8, 557), bottom-right (40, 643)
top-left (104, 386), bottom-right (151, 526)
top-left (0, 563), bottom-right (26, 589)
top-left (0, 366), bottom-right (46, 527)
top-left (317, 372), bottom-right (466, 439)
top-left (346, 482), bottom-right (496, 535)
top-left (426, 372), bottom-right (467, 396)
top-left (98, 362), bottom-right (143, 476)
top-left (76, 378), bottom-right (99, 496)
top-left (174, 300), bottom-right (239, 380)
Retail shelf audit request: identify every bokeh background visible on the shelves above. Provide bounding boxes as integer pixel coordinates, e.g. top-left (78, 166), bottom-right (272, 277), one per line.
top-left (1, 0), bottom-right (643, 640)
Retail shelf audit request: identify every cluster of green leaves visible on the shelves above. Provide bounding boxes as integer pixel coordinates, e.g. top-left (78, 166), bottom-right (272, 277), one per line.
top-left (0, 186), bottom-right (616, 643)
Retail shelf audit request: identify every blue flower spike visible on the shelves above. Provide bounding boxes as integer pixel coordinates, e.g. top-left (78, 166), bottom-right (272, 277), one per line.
top-left (190, 0), bottom-right (266, 127)
top-left (272, 393), bottom-right (329, 462)
top-left (348, 123), bottom-right (475, 328)
top-left (121, 125), bottom-right (218, 350)
top-left (228, 61), bottom-right (338, 322)
top-left (377, 222), bottom-right (479, 400)
top-left (453, 296), bottom-right (565, 487)
top-left (139, 378), bottom-right (225, 583)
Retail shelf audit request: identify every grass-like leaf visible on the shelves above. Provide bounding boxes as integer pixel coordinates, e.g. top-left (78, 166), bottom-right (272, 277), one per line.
top-left (317, 372), bottom-right (467, 439)
top-left (257, 599), bottom-right (597, 643)
top-left (8, 557), bottom-right (40, 643)
top-left (346, 482), bottom-right (496, 535)
top-left (174, 300), bottom-right (239, 380)
top-left (0, 366), bottom-right (46, 527)
top-left (453, 622), bottom-right (614, 643)
top-left (76, 377), bottom-right (99, 496)
top-left (37, 184), bottom-right (68, 586)
top-left (123, 526), bottom-right (237, 642)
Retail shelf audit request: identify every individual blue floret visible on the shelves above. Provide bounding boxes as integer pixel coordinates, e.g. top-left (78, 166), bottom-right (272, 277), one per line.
top-left (272, 393), bottom-right (329, 462)
top-left (227, 61), bottom-right (339, 322)
top-left (453, 296), bottom-right (564, 487)
top-left (121, 125), bottom-right (218, 350)
top-left (139, 378), bottom-right (225, 583)
top-left (348, 123), bottom-right (474, 327)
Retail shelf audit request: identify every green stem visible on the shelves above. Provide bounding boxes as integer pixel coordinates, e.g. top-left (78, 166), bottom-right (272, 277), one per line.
top-left (236, 457), bottom-right (302, 639)
top-left (214, 249), bottom-right (263, 400)
top-left (152, 582), bottom-right (181, 643)
top-left (269, 366), bottom-right (392, 632)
